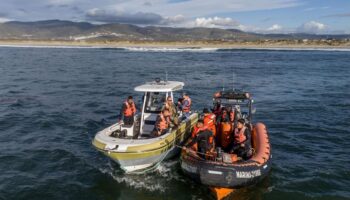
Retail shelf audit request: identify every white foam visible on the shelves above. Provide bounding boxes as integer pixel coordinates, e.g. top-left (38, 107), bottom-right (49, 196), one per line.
top-left (124, 47), bottom-right (219, 52)
top-left (99, 164), bottom-right (167, 193)
top-left (111, 174), bottom-right (166, 192)
top-left (2, 44), bottom-right (348, 52)
top-left (0, 44), bottom-right (102, 49)
top-left (220, 47), bottom-right (350, 52)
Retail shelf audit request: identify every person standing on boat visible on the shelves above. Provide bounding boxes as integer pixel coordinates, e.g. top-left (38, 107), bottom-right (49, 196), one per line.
top-left (162, 96), bottom-right (179, 127)
top-left (231, 119), bottom-right (252, 159)
top-left (181, 93), bottom-right (192, 119)
top-left (119, 96), bottom-right (137, 126)
top-left (153, 109), bottom-right (171, 137)
top-left (185, 119), bottom-right (214, 159)
top-left (202, 108), bottom-right (216, 137)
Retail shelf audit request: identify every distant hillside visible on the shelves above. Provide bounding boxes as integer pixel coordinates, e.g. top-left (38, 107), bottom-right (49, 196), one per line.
top-left (0, 20), bottom-right (349, 42)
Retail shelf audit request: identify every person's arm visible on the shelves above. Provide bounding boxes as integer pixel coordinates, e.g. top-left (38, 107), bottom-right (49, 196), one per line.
top-left (186, 135), bottom-right (199, 147)
top-left (120, 103), bottom-right (126, 121)
top-left (133, 103), bottom-right (137, 114)
top-left (154, 116), bottom-right (162, 132)
top-left (244, 128), bottom-right (251, 144)
top-left (204, 130), bottom-right (213, 139)
top-left (173, 104), bottom-right (178, 114)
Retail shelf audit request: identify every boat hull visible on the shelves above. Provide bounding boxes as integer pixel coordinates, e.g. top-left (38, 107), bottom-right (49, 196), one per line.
top-left (181, 154), bottom-right (272, 188)
top-left (93, 113), bottom-right (198, 173)
top-left (180, 122), bottom-right (272, 188)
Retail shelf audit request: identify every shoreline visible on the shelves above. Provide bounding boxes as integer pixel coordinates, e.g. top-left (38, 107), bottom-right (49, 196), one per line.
top-left (1, 40), bottom-right (350, 51)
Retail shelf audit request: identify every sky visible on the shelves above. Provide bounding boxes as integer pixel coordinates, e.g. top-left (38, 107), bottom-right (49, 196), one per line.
top-left (0, 0), bottom-right (349, 34)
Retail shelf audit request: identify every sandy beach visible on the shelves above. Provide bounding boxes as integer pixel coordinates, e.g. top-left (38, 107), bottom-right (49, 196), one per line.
top-left (1, 39), bottom-right (350, 50)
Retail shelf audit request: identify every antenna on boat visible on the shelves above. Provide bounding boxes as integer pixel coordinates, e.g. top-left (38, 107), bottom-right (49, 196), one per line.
top-left (165, 70), bottom-right (168, 83)
top-left (222, 80), bottom-right (225, 91)
top-left (232, 72), bottom-right (235, 91)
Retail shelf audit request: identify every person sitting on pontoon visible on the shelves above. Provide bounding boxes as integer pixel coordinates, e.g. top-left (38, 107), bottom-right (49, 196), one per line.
top-left (152, 109), bottom-right (171, 137)
top-left (185, 120), bottom-right (214, 159)
top-left (231, 118), bottom-right (252, 160)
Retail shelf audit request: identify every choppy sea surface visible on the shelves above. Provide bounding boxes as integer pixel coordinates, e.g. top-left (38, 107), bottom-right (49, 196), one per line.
top-left (0, 46), bottom-right (349, 200)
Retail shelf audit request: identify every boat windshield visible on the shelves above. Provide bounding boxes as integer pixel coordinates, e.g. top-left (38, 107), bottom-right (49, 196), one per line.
top-left (144, 92), bottom-right (166, 113)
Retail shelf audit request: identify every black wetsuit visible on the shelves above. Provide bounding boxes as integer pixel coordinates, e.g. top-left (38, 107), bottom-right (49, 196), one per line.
top-left (231, 127), bottom-right (252, 159)
top-left (187, 129), bottom-right (213, 158)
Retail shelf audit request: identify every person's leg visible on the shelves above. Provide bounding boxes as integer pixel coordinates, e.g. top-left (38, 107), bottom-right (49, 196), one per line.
top-left (242, 143), bottom-right (253, 159)
top-left (230, 142), bottom-right (240, 154)
top-left (124, 116), bottom-right (134, 126)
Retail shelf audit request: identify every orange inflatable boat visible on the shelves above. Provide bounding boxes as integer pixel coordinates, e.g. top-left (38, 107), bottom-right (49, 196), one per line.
top-left (180, 90), bottom-right (272, 199)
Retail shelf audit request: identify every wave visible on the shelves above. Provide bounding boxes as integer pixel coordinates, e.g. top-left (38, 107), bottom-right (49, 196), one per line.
top-left (217, 47), bottom-right (350, 52)
top-left (123, 47), bottom-right (219, 52)
top-left (0, 44), bottom-right (107, 49)
top-left (1, 44), bottom-right (349, 52)
top-left (98, 160), bottom-right (180, 193)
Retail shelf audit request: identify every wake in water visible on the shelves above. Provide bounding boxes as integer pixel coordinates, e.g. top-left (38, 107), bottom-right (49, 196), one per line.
top-left (1, 44), bottom-right (350, 52)
top-left (98, 159), bottom-right (183, 193)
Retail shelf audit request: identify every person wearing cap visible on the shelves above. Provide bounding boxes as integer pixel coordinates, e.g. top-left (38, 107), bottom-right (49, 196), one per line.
top-left (152, 109), bottom-right (171, 137)
top-left (185, 119), bottom-right (214, 159)
top-left (231, 118), bottom-right (252, 159)
top-left (162, 96), bottom-right (179, 127)
top-left (181, 93), bottom-right (192, 119)
top-left (202, 108), bottom-right (216, 137)
top-left (119, 96), bottom-right (137, 126)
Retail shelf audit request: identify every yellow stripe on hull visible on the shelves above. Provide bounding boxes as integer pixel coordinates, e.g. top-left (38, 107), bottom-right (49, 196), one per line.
top-left (93, 114), bottom-right (198, 162)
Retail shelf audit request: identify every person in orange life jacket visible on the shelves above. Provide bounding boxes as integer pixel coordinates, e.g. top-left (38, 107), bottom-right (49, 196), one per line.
top-left (202, 108), bottom-right (216, 136)
top-left (185, 119), bottom-right (214, 159)
top-left (119, 96), bottom-right (137, 126)
top-left (191, 118), bottom-right (208, 138)
top-left (231, 118), bottom-right (252, 159)
top-left (181, 93), bottom-right (192, 119)
top-left (153, 109), bottom-right (171, 137)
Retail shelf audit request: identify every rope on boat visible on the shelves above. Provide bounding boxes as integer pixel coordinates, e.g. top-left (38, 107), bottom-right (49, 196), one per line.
top-left (174, 144), bottom-right (211, 157)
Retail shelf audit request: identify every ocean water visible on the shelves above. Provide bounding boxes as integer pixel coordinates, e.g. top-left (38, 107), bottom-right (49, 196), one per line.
top-left (0, 46), bottom-right (349, 200)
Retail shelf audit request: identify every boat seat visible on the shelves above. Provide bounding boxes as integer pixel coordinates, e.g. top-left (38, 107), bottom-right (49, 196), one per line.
top-left (144, 120), bottom-right (156, 125)
top-left (140, 124), bottom-right (154, 137)
top-left (122, 124), bottom-right (133, 128)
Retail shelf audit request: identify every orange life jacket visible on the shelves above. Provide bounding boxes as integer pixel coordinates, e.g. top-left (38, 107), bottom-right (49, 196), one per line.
top-left (182, 97), bottom-right (192, 113)
top-left (203, 113), bottom-right (216, 136)
top-left (157, 113), bottom-right (169, 131)
top-left (123, 101), bottom-right (136, 117)
top-left (220, 122), bottom-right (233, 148)
top-left (234, 126), bottom-right (247, 143)
top-left (192, 125), bottom-right (208, 138)
top-left (191, 125), bottom-right (214, 152)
